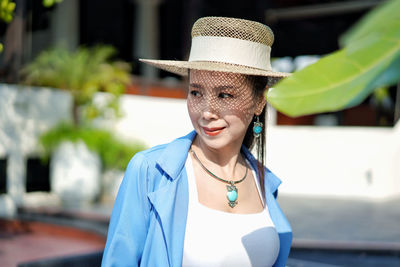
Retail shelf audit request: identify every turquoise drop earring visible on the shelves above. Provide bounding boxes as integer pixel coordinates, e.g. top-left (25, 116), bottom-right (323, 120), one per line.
top-left (253, 115), bottom-right (263, 138)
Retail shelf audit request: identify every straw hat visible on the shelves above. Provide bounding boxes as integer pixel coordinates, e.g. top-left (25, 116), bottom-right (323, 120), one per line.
top-left (140, 16), bottom-right (290, 78)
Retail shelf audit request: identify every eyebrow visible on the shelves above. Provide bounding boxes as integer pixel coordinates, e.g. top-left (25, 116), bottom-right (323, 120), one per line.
top-left (189, 83), bottom-right (203, 89)
top-left (216, 85), bottom-right (235, 91)
top-left (189, 83), bottom-right (236, 91)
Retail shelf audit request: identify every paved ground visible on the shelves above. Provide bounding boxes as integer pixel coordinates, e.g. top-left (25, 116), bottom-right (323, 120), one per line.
top-left (278, 194), bottom-right (400, 266)
top-left (3, 195), bottom-right (399, 266)
top-left (277, 194), bottom-right (400, 245)
top-left (0, 219), bottom-right (105, 267)
top-left (0, 232), bottom-right (104, 267)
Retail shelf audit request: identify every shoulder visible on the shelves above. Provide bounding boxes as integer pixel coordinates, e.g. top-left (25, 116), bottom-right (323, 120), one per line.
top-left (116, 143), bottom-right (170, 203)
top-left (129, 132), bottom-right (193, 167)
top-left (125, 131), bottom-right (196, 180)
top-left (125, 144), bottom-right (168, 176)
top-left (131, 142), bottom-right (169, 165)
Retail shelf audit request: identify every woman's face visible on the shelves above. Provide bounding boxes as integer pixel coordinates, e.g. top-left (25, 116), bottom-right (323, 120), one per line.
top-left (187, 70), bottom-right (266, 150)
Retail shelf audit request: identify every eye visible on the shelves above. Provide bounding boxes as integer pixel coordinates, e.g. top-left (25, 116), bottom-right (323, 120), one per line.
top-left (218, 92), bottom-right (234, 99)
top-left (190, 90), bottom-right (202, 97)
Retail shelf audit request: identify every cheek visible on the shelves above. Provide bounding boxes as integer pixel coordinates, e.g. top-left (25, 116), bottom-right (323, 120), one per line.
top-left (227, 110), bottom-right (254, 128)
top-left (225, 97), bottom-right (256, 121)
top-left (187, 99), bottom-right (200, 121)
top-left (187, 97), bottom-right (202, 113)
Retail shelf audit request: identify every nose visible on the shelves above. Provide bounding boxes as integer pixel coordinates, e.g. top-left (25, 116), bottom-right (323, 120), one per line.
top-left (202, 110), bottom-right (218, 120)
top-left (201, 97), bottom-right (219, 120)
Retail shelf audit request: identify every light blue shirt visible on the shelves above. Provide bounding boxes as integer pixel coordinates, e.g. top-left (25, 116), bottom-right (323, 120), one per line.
top-left (102, 131), bottom-right (292, 267)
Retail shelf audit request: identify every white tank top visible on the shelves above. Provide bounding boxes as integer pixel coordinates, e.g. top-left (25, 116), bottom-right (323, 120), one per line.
top-left (182, 155), bottom-right (280, 267)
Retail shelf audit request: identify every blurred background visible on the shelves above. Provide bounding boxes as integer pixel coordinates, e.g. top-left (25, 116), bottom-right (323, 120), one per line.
top-left (0, 0), bottom-right (399, 266)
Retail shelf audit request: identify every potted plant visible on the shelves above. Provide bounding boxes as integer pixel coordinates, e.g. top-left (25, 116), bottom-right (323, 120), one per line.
top-left (21, 45), bottom-right (146, 206)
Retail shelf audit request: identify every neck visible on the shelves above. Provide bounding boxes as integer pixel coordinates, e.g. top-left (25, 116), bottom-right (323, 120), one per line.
top-left (191, 135), bottom-right (245, 178)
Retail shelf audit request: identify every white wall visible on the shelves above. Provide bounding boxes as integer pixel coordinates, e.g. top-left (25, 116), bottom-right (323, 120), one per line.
top-left (0, 84), bottom-right (71, 214)
top-left (267, 125), bottom-right (400, 199)
top-left (114, 94), bottom-right (193, 147)
top-left (0, 84), bottom-right (399, 208)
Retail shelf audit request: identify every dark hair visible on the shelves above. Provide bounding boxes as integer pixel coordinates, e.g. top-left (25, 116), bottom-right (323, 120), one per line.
top-left (243, 75), bottom-right (269, 200)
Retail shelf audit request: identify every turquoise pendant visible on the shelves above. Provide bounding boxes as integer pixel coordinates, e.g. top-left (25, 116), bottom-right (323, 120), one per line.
top-left (253, 123), bottom-right (262, 137)
top-left (226, 183), bottom-right (238, 208)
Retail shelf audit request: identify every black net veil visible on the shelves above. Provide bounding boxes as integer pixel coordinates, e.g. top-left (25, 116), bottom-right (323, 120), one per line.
top-left (187, 69), bottom-right (271, 199)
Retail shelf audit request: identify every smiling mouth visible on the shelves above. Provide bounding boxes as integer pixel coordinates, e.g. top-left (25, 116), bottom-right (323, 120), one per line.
top-left (202, 127), bottom-right (225, 136)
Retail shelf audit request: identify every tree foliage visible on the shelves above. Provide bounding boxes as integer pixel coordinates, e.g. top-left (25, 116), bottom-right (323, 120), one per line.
top-left (0, 0), bottom-right (62, 53)
top-left (267, 0), bottom-right (400, 117)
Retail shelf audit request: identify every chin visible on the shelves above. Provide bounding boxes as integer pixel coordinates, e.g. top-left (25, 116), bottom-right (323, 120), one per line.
top-left (195, 129), bottom-right (243, 151)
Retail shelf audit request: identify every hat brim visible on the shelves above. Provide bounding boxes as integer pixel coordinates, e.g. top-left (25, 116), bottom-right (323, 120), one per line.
top-left (139, 59), bottom-right (290, 78)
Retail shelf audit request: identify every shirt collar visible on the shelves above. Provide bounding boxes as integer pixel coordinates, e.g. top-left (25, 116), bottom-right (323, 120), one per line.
top-left (156, 130), bottom-right (281, 194)
top-left (156, 130), bottom-right (196, 180)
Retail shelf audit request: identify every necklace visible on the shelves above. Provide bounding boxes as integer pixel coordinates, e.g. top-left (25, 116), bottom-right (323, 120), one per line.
top-left (190, 149), bottom-right (248, 208)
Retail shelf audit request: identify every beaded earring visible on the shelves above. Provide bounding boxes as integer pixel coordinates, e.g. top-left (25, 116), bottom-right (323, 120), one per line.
top-left (252, 115), bottom-right (263, 138)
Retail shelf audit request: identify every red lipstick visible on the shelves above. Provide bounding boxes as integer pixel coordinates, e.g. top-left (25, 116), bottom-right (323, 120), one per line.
top-left (202, 127), bottom-right (225, 136)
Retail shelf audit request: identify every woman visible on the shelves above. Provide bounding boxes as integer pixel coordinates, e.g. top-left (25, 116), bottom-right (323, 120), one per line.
top-left (102, 16), bottom-right (292, 267)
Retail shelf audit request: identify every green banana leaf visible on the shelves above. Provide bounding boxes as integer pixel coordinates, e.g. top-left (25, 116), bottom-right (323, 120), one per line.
top-left (267, 0), bottom-right (400, 117)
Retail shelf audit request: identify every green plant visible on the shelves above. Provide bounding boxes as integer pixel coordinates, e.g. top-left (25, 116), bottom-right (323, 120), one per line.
top-left (21, 45), bottom-right (131, 125)
top-left (40, 122), bottom-right (146, 170)
top-left (0, 0), bottom-right (14, 53)
top-left (267, 0), bottom-right (400, 117)
top-left (42, 0), bottom-right (63, 8)
top-left (0, 0), bottom-right (61, 53)
top-left (22, 45), bottom-right (144, 170)
top-left (0, 0), bottom-right (15, 23)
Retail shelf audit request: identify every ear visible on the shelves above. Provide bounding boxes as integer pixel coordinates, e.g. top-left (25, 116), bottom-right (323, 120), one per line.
top-left (255, 87), bottom-right (268, 115)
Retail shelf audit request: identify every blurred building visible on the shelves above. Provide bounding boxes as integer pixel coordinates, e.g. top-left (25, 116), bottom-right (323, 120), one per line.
top-left (0, 0), bottom-right (399, 216)
top-left (1, 0), bottom-right (395, 125)
top-left (0, 0), bottom-right (381, 71)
